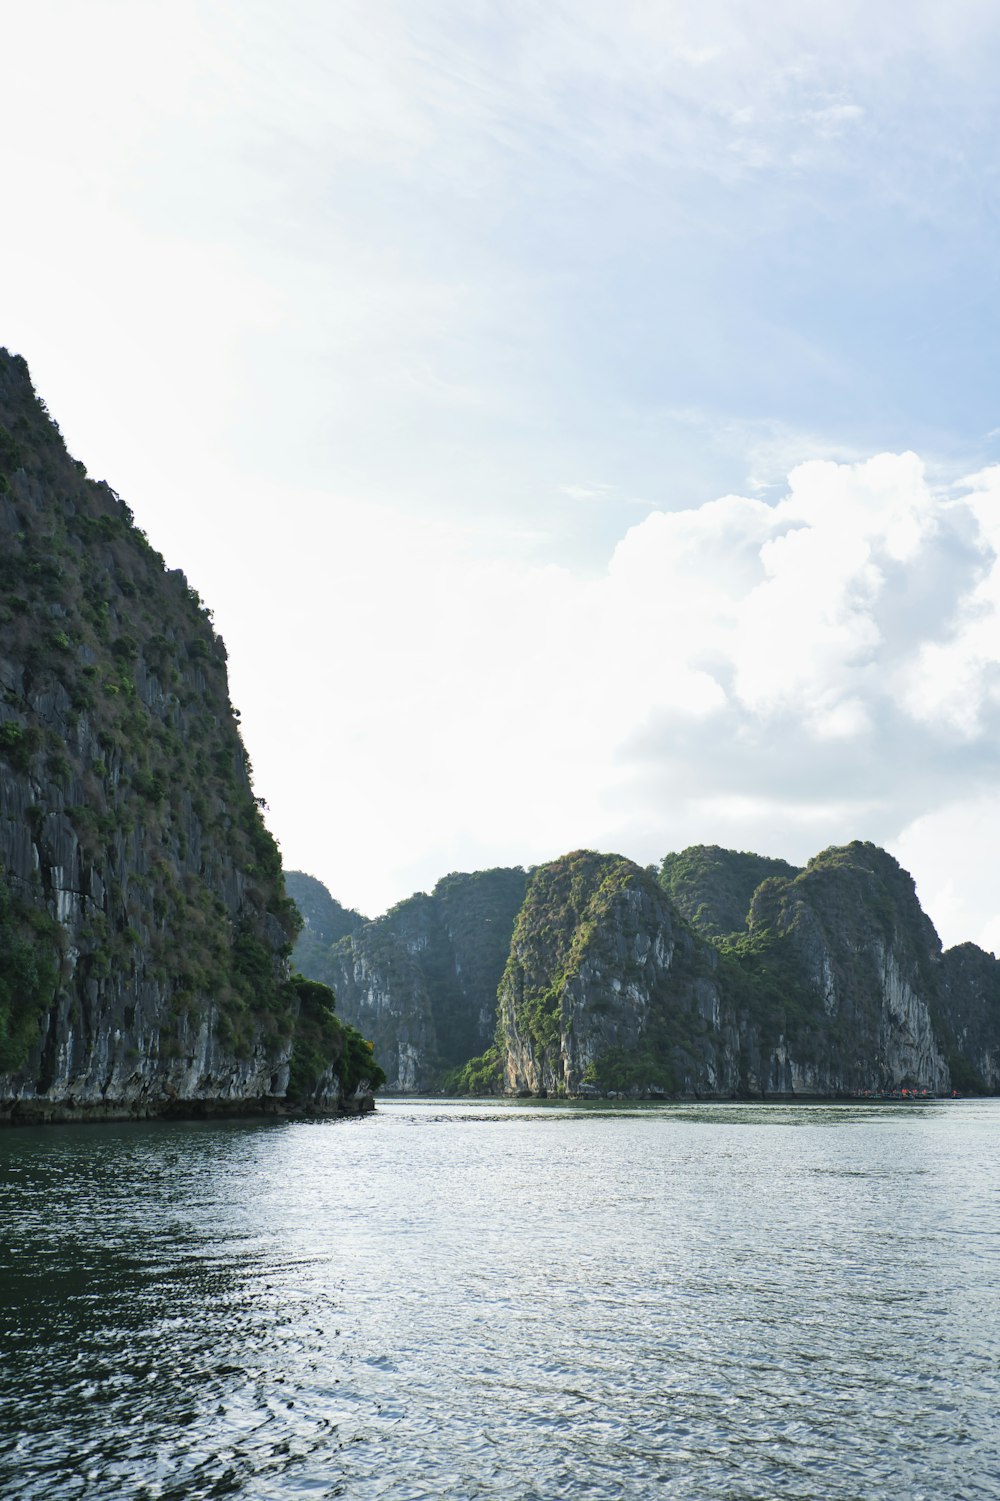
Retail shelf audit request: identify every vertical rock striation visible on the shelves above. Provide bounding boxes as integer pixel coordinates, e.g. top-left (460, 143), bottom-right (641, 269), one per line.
top-left (487, 843), bottom-right (994, 1098)
top-left (938, 944), bottom-right (1000, 1091)
top-left (284, 871), bottom-right (366, 978)
top-left (496, 851), bottom-right (722, 1096)
top-left (290, 866), bottom-right (527, 1090)
top-left (0, 350), bottom-right (376, 1121)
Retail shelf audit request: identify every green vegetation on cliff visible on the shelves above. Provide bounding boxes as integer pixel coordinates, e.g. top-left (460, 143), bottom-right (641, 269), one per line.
top-left (454, 840), bottom-right (993, 1099)
top-left (659, 845), bottom-right (800, 939)
top-left (937, 943), bottom-right (1000, 1093)
top-left (503, 851), bottom-right (645, 1053)
top-left (291, 865), bottom-right (527, 1090)
top-left (285, 872), bottom-right (366, 980)
top-left (454, 851), bottom-right (722, 1097)
top-left (0, 350), bottom-right (381, 1113)
top-left (285, 976), bottom-right (386, 1102)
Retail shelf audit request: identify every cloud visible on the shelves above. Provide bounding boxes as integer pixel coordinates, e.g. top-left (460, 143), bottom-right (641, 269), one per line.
top-left (895, 797), bottom-right (1000, 956)
top-left (210, 451), bottom-right (1000, 948)
top-left (602, 454), bottom-right (1000, 833)
top-left (8, 2), bottom-right (1000, 948)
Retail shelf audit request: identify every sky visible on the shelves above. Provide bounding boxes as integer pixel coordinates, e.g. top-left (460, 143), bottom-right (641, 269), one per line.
top-left (4, 1), bottom-right (1000, 949)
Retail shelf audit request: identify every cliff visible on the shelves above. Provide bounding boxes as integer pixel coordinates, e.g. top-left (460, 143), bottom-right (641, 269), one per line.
top-left (938, 943), bottom-right (1000, 1091)
top-left (492, 851), bottom-right (729, 1097)
top-left (291, 866), bottom-right (527, 1090)
top-left (476, 843), bottom-right (998, 1099)
top-left (284, 871), bottom-right (366, 979)
top-left (726, 842), bottom-right (950, 1095)
top-left (0, 350), bottom-right (379, 1121)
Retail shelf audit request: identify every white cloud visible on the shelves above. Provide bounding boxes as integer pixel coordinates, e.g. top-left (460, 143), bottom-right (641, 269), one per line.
top-left (196, 450), bottom-right (1000, 941)
top-left (894, 798), bottom-right (1000, 953)
top-left (6, 1), bottom-right (1000, 945)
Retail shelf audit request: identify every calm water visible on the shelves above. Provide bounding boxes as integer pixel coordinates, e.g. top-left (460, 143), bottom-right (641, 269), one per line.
top-left (1, 1098), bottom-right (998, 1500)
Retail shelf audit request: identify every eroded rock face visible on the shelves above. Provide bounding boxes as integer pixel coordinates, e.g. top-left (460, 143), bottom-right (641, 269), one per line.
top-left (284, 871), bottom-right (366, 980)
top-left (492, 844), bottom-right (981, 1098)
top-left (286, 840), bottom-right (998, 1100)
top-left (497, 853), bottom-right (707, 1095)
top-left (291, 867), bottom-right (527, 1091)
top-left (739, 844), bottom-right (950, 1095)
top-left (0, 350), bottom-right (366, 1121)
top-left (939, 943), bottom-right (1000, 1091)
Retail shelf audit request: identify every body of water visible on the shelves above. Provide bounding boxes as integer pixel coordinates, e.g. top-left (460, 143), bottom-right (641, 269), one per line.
top-left (1, 1097), bottom-right (998, 1499)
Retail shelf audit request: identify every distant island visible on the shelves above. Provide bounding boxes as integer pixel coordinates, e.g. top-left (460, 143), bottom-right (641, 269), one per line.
top-left (289, 843), bottom-right (1000, 1099)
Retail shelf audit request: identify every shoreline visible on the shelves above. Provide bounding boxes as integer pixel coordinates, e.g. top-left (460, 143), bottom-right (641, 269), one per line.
top-left (0, 1093), bottom-right (376, 1128)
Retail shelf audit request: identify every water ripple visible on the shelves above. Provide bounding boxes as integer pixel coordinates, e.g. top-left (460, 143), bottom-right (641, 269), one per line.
top-left (1, 1100), bottom-right (998, 1498)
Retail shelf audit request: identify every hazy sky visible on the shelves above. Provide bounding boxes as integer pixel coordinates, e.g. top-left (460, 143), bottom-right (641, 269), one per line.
top-left (5, 1), bottom-right (1000, 948)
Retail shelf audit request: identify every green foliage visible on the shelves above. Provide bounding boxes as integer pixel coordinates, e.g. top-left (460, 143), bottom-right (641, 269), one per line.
top-left (588, 1045), bottom-right (677, 1095)
top-left (340, 1023), bottom-right (386, 1096)
top-left (0, 722), bottom-right (42, 773)
top-left (659, 845), bottom-right (799, 939)
top-left (946, 1049), bottom-right (987, 1094)
top-left (502, 851), bottom-right (654, 1063)
top-left (131, 769), bottom-right (166, 802)
top-left (717, 930), bottom-right (824, 1047)
top-left (285, 975), bottom-right (386, 1101)
top-left (443, 1043), bottom-right (505, 1095)
top-left (242, 805), bottom-right (283, 881)
top-left (0, 422), bottom-right (25, 476)
top-left (286, 976), bottom-right (344, 1101)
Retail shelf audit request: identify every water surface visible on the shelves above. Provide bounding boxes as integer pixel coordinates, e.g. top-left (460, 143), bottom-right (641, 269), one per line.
top-left (1, 1097), bottom-right (998, 1499)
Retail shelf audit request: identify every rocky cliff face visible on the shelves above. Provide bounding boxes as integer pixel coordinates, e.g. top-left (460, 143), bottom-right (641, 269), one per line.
top-left (732, 842), bottom-right (950, 1095)
top-left (285, 871), bottom-right (366, 979)
top-left (0, 350), bottom-right (376, 1121)
top-left (663, 841), bottom-right (1000, 1095)
top-left (486, 843), bottom-right (996, 1098)
top-left (938, 943), bottom-right (1000, 1091)
top-left (495, 851), bottom-right (730, 1096)
top-left (291, 867), bottom-right (527, 1091)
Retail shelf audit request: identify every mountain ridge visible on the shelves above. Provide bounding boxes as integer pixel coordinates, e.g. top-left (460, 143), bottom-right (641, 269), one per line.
top-left (292, 842), bottom-right (1000, 1097)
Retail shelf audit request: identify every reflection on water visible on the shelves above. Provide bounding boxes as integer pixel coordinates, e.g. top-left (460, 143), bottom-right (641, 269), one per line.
top-left (1, 1099), bottom-right (999, 1499)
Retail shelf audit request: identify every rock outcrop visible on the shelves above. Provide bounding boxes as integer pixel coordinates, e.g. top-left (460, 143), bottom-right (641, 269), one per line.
top-left (0, 350), bottom-right (378, 1122)
top-left (494, 851), bottom-right (728, 1096)
top-left (664, 840), bottom-right (1000, 1095)
top-left (938, 943), bottom-right (1000, 1091)
top-left (481, 843), bottom-right (998, 1098)
top-left (289, 839), bottom-right (1000, 1100)
top-left (731, 842), bottom-right (950, 1095)
top-left (291, 866), bottom-right (527, 1091)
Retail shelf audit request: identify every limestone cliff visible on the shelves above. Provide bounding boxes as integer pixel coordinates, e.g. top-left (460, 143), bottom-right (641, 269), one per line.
top-left (291, 867), bottom-right (527, 1091)
top-left (938, 943), bottom-right (1000, 1091)
top-left (484, 844), bottom-right (990, 1098)
top-left (0, 350), bottom-right (377, 1121)
top-left (494, 851), bottom-right (731, 1097)
top-left (661, 841), bottom-right (1000, 1095)
top-left (284, 871), bottom-right (366, 980)
top-left (730, 842), bottom-right (950, 1095)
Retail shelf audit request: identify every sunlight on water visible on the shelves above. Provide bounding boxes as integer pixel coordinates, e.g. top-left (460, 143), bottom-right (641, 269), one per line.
top-left (1, 1099), bottom-right (998, 1499)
